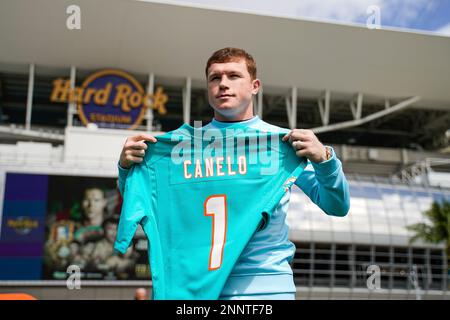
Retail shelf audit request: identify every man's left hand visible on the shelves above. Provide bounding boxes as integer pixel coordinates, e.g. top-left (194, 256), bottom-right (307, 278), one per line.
top-left (282, 129), bottom-right (328, 163)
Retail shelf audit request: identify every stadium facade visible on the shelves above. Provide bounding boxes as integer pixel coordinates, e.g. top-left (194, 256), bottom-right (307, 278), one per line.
top-left (0, 0), bottom-right (449, 299)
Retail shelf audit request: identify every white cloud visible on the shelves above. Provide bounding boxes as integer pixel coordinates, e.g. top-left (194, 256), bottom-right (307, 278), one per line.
top-left (145, 0), bottom-right (438, 29)
top-left (291, 0), bottom-right (435, 28)
top-left (435, 23), bottom-right (450, 36)
top-left (382, 0), bottom-right (434, 27)
top-left (295, 0), bottom-right (382, 21)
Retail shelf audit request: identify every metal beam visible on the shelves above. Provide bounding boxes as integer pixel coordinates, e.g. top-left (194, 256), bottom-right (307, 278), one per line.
top-left (25, 63), bottom-right (35, 130)
top-left (312, 96), bottom-right (421, 134)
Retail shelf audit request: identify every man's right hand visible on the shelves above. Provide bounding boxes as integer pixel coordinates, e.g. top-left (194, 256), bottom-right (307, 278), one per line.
top-left (119, 134), bottom-right (157, 169)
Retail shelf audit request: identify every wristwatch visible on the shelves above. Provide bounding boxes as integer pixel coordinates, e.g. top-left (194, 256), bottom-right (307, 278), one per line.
top-left (325, 146), bottom-right (332, 161)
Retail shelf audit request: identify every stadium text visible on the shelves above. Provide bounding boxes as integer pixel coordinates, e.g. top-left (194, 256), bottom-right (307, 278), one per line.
top-left (50, 79), bottom-right (168, 115)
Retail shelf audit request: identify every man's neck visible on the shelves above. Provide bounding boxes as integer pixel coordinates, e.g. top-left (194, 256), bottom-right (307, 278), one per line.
top-left (213, 108), bottom-right (255, 123)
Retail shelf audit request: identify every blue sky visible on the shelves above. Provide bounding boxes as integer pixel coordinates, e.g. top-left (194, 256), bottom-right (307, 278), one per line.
top-left (145, 0), bottom-right (450, 36)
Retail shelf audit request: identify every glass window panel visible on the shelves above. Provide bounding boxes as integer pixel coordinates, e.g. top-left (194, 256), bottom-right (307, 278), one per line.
top-left (332, 219), bottom-right (352, 232)
top-left (351, 217), bottom-right (372, 233)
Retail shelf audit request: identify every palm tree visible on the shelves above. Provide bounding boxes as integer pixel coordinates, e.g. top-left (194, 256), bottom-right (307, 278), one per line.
top-left (407, 200), bottom-right (450, 288)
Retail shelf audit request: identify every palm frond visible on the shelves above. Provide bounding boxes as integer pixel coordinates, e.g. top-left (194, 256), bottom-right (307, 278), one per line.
top-left (407, 201), bottom-right (450, 247)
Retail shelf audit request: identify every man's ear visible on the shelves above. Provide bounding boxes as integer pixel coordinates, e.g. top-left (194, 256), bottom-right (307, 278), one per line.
top-left (252, 79), bottom-right (261, 95)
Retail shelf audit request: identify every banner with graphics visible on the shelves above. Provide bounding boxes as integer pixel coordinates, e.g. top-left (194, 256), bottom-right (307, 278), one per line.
top-left (0, 172), bottom-right (150, 280)
top-left (0, 173), bottom-right (48, 280)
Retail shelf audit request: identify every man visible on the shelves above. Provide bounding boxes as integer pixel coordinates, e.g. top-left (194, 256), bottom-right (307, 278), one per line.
top-left (93, 217), bottom-right (136, 275)
top-left (44, 186), bottom-right (108, 274)
top-left (74, 187), bottom-right (108, 243)
top-left (134, 288), bottom-right (148, 300)
top-left (81, 187), bottom-right (107, 227)
top-left (117, 47), bottom-right (350, 300)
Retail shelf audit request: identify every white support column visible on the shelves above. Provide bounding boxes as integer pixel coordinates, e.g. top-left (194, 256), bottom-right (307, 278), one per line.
top-left (182, 77), bottom-right (191, 125)
top-left (285, 95), bottom-right (292, 127)
top-left (291, 87), bottom-right (297, 129)
top-left (146, 73), bottom-right (155, 132)
top-left (257, 86), bottom-right (263, 119)
top-left (341, 144), bottom-right (348, 162)
top-left (317, 90), bottom-right (330, 126)
top-left (25, 63), bottom-right (35, 130)
top-left (285, 87), bottom-right (298, 129)
top-left (385, 98), bottom-right (391, 110)
top-left (350, 93), bottom-right (363, 120)
top-left (67, 65), bottom-right (76, 127)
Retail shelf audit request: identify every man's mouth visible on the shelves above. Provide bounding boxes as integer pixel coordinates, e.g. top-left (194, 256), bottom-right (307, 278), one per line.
top-left (217, 94), bottom-right (234, 99)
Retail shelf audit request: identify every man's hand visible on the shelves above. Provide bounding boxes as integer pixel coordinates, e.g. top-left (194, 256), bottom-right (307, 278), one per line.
top-left (119, 134), bottom-right (157, 169)
top-left (282, 129), bottom-right (328, 163)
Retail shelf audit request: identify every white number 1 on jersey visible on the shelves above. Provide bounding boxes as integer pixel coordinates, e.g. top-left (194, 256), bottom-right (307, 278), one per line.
top-left (204, 194), bottom-right (228, 270)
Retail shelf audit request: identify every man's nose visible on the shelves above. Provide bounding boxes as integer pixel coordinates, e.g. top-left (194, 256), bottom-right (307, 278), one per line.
top-left (219, 76), bottom-right (230, 89)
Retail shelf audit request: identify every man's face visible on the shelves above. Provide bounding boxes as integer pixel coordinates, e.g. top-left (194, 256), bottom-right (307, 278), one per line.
top-left (207, 59), bottom-right (260, 119)
top-left (104, 222), bottom-right (117, 243)
top-left (69, 242), bottom-right (79, 256)
top-left (82, 242), bottom-right (95, 256)
top-left (82, 188), bottom-right (107, 220)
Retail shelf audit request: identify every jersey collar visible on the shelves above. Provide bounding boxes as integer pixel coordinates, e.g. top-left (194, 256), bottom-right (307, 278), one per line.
top-left (210, 115), bottom-right (260, 129)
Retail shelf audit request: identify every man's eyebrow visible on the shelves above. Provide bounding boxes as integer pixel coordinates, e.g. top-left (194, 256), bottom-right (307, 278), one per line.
top-left (208, 70), bottom-right (243, 78)
top-left (208, 72), bottom-right (220, 78)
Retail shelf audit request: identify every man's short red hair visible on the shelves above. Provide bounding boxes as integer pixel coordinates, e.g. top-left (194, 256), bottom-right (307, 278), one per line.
top-left (205, 47), bottom-right (257, 80)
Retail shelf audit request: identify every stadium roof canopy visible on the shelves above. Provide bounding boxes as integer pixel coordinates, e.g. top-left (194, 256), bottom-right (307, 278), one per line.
top-left (1, 0), bottom-right (450, 109)
top-left (0, 0), bottom-right (449, 151)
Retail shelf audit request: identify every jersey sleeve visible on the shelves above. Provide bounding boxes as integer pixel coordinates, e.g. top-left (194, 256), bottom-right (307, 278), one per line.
top-left (114, 159), bottom-right (154, 254)
top-left (294, 146), bottom-right (350, 217)
top-left (117, 162), bottom-right (129, 197)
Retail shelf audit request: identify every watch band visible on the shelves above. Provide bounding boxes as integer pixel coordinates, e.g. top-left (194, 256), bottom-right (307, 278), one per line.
top-left (325, 147), bottom-right (332, 160)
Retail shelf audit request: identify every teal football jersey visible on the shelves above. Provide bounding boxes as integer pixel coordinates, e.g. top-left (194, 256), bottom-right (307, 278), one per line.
top-left (114, 123), bottom-right (307, 299)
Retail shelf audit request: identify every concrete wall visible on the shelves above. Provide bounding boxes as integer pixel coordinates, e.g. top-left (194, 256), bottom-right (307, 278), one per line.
top-left (1, 284), bottom-right (448, 300)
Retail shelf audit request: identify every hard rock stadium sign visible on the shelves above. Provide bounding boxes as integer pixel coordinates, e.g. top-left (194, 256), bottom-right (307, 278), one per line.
top-left (50, 69), bottom-right (168, 129)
